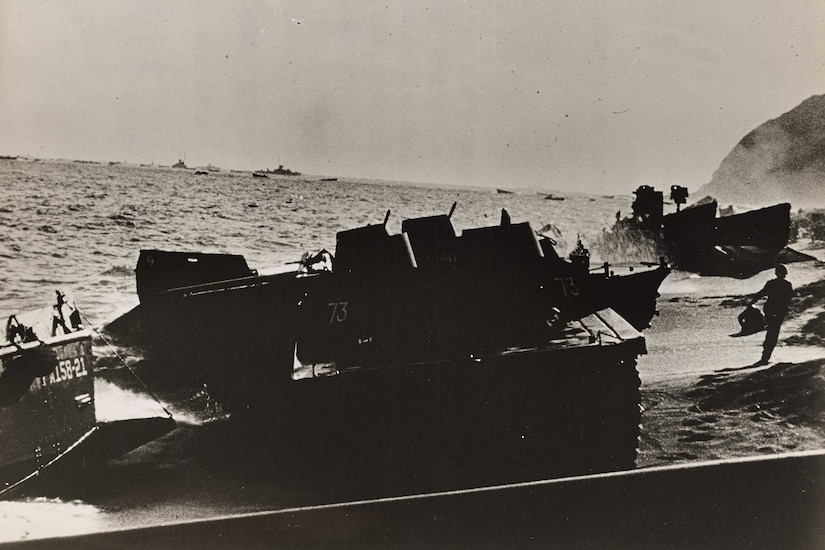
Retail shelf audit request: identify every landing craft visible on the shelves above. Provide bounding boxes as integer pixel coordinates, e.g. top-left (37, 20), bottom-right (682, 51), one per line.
top-left (107, 206), bottom-right (668, 491)
top-left (0, 293), bottom-right (175, 498)
top-left (603, 185), bottom-right (809, 278)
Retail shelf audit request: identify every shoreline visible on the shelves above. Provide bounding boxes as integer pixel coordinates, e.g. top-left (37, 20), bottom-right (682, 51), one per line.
top-left (638, 240), bottom-right (825, 468)
top-left (1, 235), bottom-right (823, 542)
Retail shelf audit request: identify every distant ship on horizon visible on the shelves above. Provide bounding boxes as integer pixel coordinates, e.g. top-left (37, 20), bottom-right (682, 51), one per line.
top-left (261, 164), bottom-right (301, 176)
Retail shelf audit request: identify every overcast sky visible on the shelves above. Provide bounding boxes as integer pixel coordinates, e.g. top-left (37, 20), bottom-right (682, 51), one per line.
top-left (1, 1), bottom-right (823, 194)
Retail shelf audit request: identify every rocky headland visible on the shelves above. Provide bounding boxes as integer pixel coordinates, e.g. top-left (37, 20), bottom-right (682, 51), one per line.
top-left (697, 94), bottom-right (825, 208)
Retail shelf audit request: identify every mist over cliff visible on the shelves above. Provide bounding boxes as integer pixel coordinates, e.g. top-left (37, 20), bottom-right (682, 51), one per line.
top-left (696, 95), bottom-right (825, 208)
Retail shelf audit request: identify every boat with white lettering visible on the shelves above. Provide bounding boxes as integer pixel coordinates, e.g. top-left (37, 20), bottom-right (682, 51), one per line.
top-left (535, 231), bottom-right (669, 331)
top-left (106, 207), bottom-right (664, 487)
top-left (0, 293), bottom-right (176, 498)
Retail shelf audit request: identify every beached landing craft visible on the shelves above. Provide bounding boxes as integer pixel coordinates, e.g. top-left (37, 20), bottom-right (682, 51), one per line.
top-left (108, 208), bottom-right (663, 487)
top-left (604, 185), bottom-right (800, 278)
top-left (536, 234), bottom-right (669, 331)
top-left (0, 293), bottom-right (176, 498)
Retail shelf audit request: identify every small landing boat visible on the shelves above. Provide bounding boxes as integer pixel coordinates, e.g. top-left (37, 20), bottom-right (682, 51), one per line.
top-left (0, 292), bottom-right (175, 498)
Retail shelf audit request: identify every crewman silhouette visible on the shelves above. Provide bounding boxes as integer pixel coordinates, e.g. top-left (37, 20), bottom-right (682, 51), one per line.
top-left (749, 265), bottom-right (794, 365)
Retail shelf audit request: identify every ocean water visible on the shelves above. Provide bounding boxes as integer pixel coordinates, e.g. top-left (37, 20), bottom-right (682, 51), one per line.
top-left (1, 158), bottom-right (629, 325)
top-left (0, 158), bottom-right (636, 540)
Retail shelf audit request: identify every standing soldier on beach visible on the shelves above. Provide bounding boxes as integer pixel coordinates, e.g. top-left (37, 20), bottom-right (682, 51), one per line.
top-left (749, 264), bottom-right (794, 365)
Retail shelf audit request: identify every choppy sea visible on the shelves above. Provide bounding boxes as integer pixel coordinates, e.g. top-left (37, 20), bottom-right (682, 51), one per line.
top-left (1, 159), bottom-right (630, 323)
top-left (0, 158), bottom-right (637, 541)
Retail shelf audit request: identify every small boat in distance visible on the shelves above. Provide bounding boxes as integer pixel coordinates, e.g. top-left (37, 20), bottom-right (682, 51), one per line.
top-left (172, 159), bottom-right (187, 169)
top-left (251, 171), bottom-right (269, 178)
top-left (1, 292), bottom-right (175, 498)
top-left (258, 164), bottom-right (301, 176)
top-left (496, 188), bottom-right (514, 194)
top-left (544, 194), bottom-right (565, 201)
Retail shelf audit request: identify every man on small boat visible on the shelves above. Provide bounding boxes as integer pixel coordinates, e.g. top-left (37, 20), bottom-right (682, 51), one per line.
top-left (52, 291), bottom-right (71, 337)
top-left (6, 315), bottom-right (25, 343)
top-left (749, 264), bottom-right (794, 365)
top-left (5, 315), bottom-right (35, 344)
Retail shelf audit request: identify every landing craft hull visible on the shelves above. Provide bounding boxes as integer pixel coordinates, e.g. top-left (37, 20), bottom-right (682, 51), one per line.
top-left (611, 188), bottom-right (795, 278)
top-left (286, 312), bottom-right (644, 488)
top-left (108, 210), bottom-right (658, 487)
top-left (0, 333), bottom-right (96, 493)
top-left (715, 202), bottom-right (791, 250)
top-left (1, 303), bottom-right (176, 498)
top-left (119, 293), bottom-right (644, 489)
top-left (663, 201), bottom-right (791, 274)
top-left (532, 242), bottom-right (669, 331)
top-left (664, 202), bottom-right (791, 277)
top-left (583, 265), bottom-right (670, 330)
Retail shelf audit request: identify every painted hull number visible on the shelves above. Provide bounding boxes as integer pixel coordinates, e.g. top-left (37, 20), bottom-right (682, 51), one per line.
top-left (40, 356), bottom-right (89, 386)
top-left (328, 302), bottom-right (349, 323)
top-left (554, 277), bottom-right (580, 297)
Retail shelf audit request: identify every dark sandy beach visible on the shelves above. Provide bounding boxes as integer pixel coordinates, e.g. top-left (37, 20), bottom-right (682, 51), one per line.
top-left (1, 242), bottom-right (823, 543)
top-left (638, 241), bottom-right (825, 468)
top-left (93, 239), bottom-right (825, 526)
